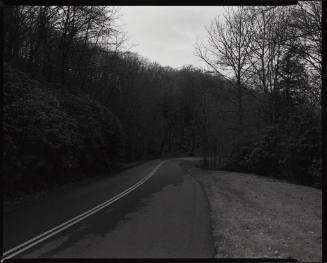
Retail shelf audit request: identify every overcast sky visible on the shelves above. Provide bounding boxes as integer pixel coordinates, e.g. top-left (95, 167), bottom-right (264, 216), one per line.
top-left (119, 6), bottom-right (225, 69)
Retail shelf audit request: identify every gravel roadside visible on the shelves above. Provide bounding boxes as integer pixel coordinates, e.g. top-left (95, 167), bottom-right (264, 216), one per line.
top-left (180, 161), bottom-right (322, 262)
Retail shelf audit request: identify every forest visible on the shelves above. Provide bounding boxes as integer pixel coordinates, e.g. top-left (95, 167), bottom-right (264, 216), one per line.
top-left (3, 3), bottom-right (322, 198)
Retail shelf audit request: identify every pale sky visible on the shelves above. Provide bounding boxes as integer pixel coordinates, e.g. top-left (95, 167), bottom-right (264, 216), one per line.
top-left (119, 6), bottom-right (225, 69)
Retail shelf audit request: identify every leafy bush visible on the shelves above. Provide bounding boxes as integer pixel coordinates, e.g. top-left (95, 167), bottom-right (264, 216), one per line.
top-left (225, 109), bottom-right (321, 188)
top-left (3, 65), bottom-right (125, 197)
top-left (278, 116), bottom-right (321, 186)
top-left (58, 92), bottom-right (125, 171)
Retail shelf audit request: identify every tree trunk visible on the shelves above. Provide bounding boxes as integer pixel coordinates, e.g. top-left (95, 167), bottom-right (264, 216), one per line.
top-left (237, 76), bottom-right (243, 133)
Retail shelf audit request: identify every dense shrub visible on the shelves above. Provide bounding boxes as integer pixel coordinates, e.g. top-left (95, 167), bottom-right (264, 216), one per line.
top-left (3, 65), bottom-right (125, 197)
top-left (58, 92), bottom-right (125, 171)
top-left (225, 109), bottom-right (321, 188)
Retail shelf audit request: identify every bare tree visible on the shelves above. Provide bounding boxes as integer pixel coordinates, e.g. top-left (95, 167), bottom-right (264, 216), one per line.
top-left (287, 1), bottom-right (322, 106)
top-left (244, 6), bottom-right (292, 124)
top-left (196, 7), bottom-right (253, 133)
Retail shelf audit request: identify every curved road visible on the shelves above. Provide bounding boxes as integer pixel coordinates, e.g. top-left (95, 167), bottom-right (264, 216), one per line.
top-left (3, 159), bottom-right (214, 259)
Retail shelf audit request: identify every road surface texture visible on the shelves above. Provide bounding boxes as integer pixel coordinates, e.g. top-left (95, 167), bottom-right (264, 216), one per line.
top-left (3, 159), bottom-right (214, 259)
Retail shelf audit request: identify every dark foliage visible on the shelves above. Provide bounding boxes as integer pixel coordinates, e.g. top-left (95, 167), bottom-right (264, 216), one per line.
top-left (3, 65), bottom-right (124, 197)
top-left (225, 108), bottom-right (321, 188)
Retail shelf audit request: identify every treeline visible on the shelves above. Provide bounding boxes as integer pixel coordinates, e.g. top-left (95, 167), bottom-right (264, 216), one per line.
top-left (4, 6), bottom-right (127, 197)
top-left (4, 6), bottom-right (243, 197)
top-left (3, 3), bottom-right (322, 198)
top-left (197, 2), bottom-right (322, 187)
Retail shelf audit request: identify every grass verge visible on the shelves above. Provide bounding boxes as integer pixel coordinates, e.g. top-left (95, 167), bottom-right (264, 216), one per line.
top-left (180, 160), bottom-right (322, 262)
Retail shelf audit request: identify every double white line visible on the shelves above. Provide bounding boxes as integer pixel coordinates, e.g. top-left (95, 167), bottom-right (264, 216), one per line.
top-left (2, 160), bottom-right (167, 262)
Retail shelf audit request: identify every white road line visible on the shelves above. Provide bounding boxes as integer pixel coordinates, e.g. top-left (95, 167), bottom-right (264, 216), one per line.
top-left (2, 160), bottom-right (167, 261)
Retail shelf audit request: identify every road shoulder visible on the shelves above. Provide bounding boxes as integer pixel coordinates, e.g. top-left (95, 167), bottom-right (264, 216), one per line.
top-left (180, 160), bottom-right (322, 262)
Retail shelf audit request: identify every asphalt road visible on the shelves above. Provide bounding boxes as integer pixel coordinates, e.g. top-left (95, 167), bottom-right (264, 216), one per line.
top-left (3, 158), bottom-right (214, 258)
